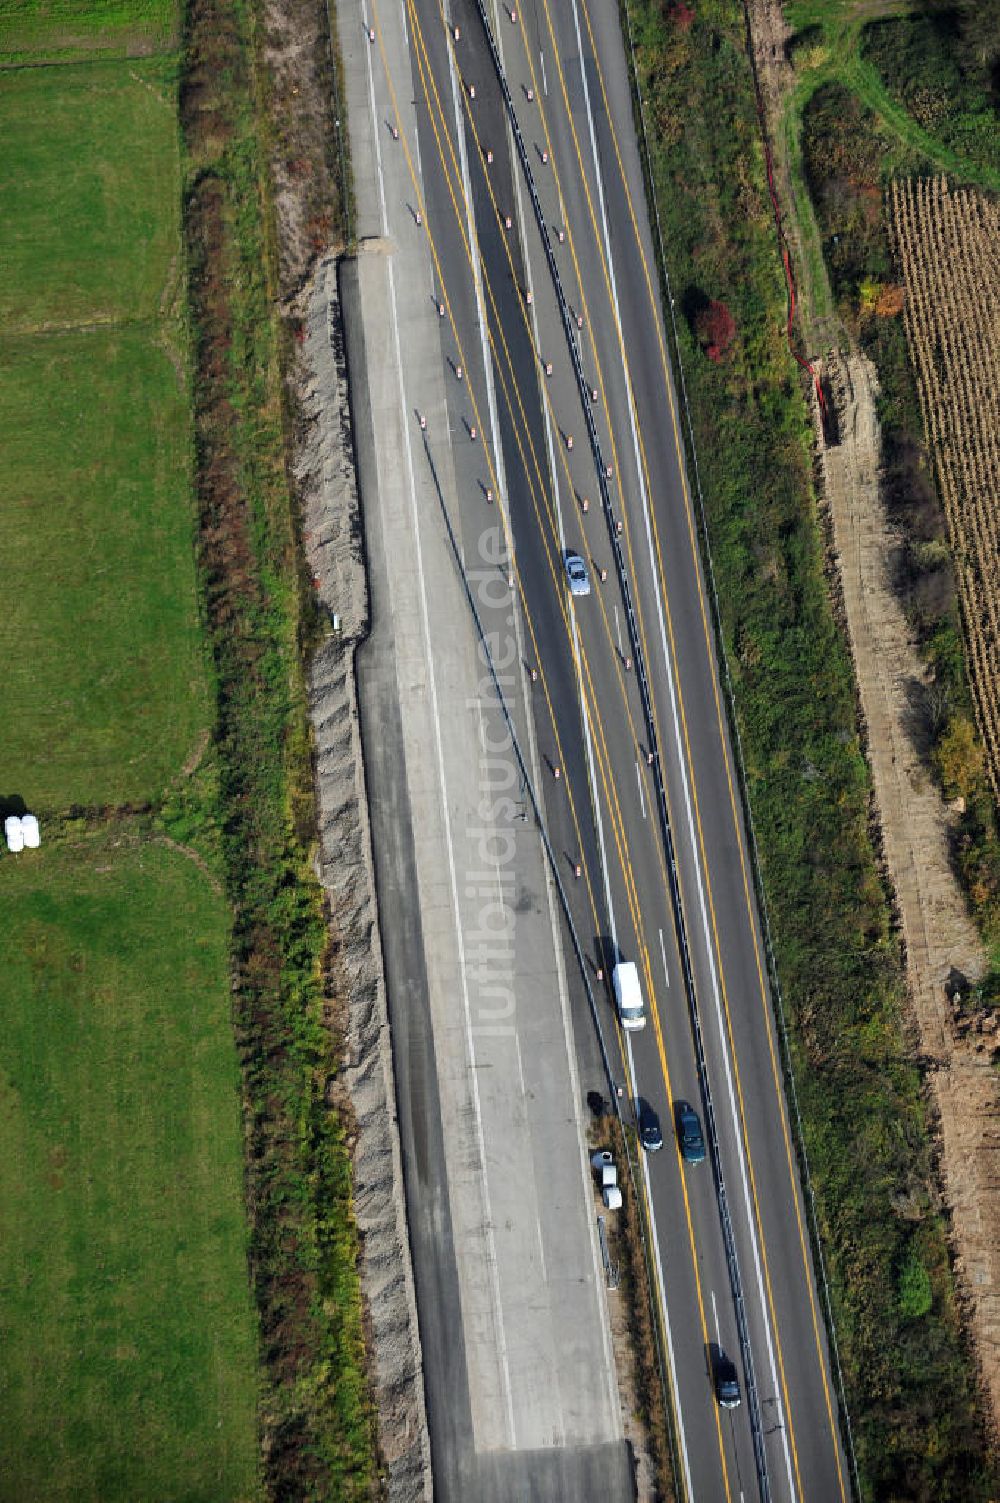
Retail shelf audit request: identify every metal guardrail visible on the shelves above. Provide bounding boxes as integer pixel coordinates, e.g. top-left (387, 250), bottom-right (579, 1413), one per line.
top-left (617, 0), bottom-right (861, 1494)
top-left (597, 1214), bottom-right (621, 1290)
top-left (421, 425), bottom-right (681, 1502)
top-left (471, 4), bottom-right (771, 1497)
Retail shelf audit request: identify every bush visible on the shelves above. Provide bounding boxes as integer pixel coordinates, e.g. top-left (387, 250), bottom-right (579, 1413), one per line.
top-left (934, 713), bottom-right (985, 800)
top-left (695, 297), bottom-right (736, 360)
top-left (898, 1244), bottom-right (934, 1320)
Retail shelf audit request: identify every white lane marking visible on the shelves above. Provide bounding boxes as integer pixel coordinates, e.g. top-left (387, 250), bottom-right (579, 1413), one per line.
top-left (567, 1), bottom-right (796, 1495)
top-left (634, 759), bottom-right (646, 821)
top-left (459, 7), bottom-right (622, 1439)
top-left (556, 611), bottom-right (624, 1438)
top-left (628, 1033), bottom-right (694, 1503)
top-left (362, 7), bottom-right (389, 234)
top-left (361, 5), bottom-right (518, 1446)
top-left (472, 691), bottom-right (554, 1315)
top-left (493, 14), bottom-right (693, 1487)
top-left (711, 1288), bottom-right (721, 1347)
top-left (444, 8), bottom-right (509, 524)
top-left (540, 49), bottom-right (548, 94)
top-left (613, 603), bottom-right (623, 658)
top-left (514, 1032), bottom-right (549, 1287)
top-left (473, 699), bottom-right (513, 915)
top-left (394, 247), bottom-right (517, 1449)
top-left (526, 115), bottom-right (694, 1503)
top-left (658, 927), bottom-right (671, 989)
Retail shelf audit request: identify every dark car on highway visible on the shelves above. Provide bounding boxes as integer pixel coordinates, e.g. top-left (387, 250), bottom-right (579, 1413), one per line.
top-left (714, 1349), bottom-right (741, 1409)
top-left (675, 1100), bottom-right (706, 1163)
top-left (636, 1098), bottom-right (663, 1152)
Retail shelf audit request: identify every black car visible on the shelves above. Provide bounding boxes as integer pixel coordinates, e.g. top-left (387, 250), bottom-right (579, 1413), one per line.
top-left (637, 1098), bottom-right (663, 1152)
top-left (675, 1100), bottom-right (706, 1164)
top-left (714, 1350), bottom-right (741, 1409)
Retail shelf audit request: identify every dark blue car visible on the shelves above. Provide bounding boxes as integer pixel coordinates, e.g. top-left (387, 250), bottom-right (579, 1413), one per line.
top-left (675, 1100), bottom-right (706, 1164)
top-left (714, 1350), bottom-right (741, 1409)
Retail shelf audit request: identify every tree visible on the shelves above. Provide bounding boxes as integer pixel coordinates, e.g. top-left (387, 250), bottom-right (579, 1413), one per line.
top-left (694, 298), bottom-right (736, 361)
top-left (954, 0), bottom-right (1000, 77)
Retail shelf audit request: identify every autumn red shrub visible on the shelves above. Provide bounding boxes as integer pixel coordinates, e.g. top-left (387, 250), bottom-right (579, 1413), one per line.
top-left (695, 298), bottom-right (736, 360)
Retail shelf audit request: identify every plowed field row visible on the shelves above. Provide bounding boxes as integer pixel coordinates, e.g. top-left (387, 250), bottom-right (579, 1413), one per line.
top-left (888, 176), bottom-right (1000, 801)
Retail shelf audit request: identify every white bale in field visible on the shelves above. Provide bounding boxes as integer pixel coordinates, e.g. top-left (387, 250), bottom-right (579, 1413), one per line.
top-left (5, 816), bottom-right (24, 853)
top-left (20, 814), bottom-right (40, 849)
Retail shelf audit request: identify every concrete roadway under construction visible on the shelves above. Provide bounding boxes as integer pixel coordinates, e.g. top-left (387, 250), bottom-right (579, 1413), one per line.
top-left (335, 0), bottom-right (849, 1498)
top-left (336, 1), bottom-right (634, 1499)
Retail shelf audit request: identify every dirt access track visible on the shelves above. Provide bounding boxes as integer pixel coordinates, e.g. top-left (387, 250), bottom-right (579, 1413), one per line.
top-left (816, 351), bottom-right (999, 1408)
top-left (747, 0), bottom-right (1000, 1435)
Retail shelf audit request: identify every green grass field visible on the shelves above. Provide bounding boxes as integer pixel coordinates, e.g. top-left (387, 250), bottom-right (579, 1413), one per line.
top-left (0, 14), bottom-right (264, 1497)
top-left (0, 0), bottom-right (178, 59)
top-left (0, 60), bottom-right (182, 330)
top-left (0, 326), bottom-right (210, 808)
top-left (0, 836), bottom-right (260, 1502)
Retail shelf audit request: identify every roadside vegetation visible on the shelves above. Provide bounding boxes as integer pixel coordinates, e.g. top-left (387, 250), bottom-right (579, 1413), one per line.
top-left (623, 0), bottom-right (996, 1495)
top-left (863, 10), bottom-right (1000, 177)
top-left (793, 9), bottom-right (1000, 990)
top-left (0, 0), bottom-right (377, 1496)
top-left (0, 5), bottom-right (260, 1498)
top-left (180, 0), bottom-right (377, 1492)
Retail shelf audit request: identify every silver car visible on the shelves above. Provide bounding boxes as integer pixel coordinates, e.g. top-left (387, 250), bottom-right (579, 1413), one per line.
top-left (564, 550), bottom-right (590, 596)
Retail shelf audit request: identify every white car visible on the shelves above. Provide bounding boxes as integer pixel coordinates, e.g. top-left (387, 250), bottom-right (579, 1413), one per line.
top-left (564, 550), bottom-right (590, 596)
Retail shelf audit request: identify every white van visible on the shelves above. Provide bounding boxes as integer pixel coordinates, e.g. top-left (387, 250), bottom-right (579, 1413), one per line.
top-left (612, 960), bottom-right (646, 1030)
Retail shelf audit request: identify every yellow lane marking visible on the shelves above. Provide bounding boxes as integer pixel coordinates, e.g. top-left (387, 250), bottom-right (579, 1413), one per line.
top-left (382, 7), bottom-right (733, 1490)
top-left (524, 2), bottom-right (810, 1489)
top-left (574, 0), bottom-right (848, 1488)
top-left (410, 0), bottom-right (683, 938)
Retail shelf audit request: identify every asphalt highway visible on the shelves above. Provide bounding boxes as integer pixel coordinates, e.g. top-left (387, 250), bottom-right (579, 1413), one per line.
top-left (354, 0), bottom-right (853, 1497)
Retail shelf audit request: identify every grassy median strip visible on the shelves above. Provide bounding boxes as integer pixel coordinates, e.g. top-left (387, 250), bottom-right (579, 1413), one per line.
top-left (623, 0), bottom-right (995, 1495)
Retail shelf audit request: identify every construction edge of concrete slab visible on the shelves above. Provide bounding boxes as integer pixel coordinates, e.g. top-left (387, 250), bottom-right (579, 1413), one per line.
top-left (336, 222), bottom-right (634, 1498)
top-left (300, 251), bottom-right (433, 1503)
